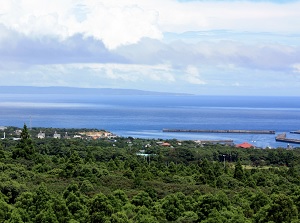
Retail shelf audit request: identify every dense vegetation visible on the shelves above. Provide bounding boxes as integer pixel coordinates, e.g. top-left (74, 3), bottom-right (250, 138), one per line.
top-left (1, 125), bottom-right (300, 222)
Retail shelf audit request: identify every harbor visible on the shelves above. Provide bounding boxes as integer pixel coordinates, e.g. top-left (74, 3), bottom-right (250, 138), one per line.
top-left (163, 129), bottom-right (275, 134)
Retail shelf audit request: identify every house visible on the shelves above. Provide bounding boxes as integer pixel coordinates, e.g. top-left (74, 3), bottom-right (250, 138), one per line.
top-left (53, 131), bottom-right (61, 139)
top-left (64, 132), bottom-right (71, 139)
top-left (236, 142), bottom-right (254, 149)
top-left (73, 135), bottom-right (82, 139)
top-left (161, 142), bottom-right (171, 147)
top-left (37, 131), bottom-right (45, 139)
top-left (15, 129), bottom-right (22, 135)
top-left (0, 126), bottom-right (7, 131)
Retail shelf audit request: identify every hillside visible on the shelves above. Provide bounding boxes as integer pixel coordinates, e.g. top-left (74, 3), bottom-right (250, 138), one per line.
top-left (1, 125), bottom-right (300, 222)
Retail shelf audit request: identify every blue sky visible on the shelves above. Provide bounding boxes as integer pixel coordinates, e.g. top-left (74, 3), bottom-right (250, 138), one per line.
top-left (0, 0), bottom-right (300, 96)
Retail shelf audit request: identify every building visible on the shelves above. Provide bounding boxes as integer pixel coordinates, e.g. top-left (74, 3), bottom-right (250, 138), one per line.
top-left (236, 142), bottom-right (254, 149)
top-left (0, 126), bottom-right (7, 131)
top-left (161, 142), bottom-right (171, 147)
top-left (64, 132), bottom-right (71, 139)
top-left (53, 131), bottom-right (61, 139)
top-left (15, 129), bottom-right (22, 135)
top-left (73, 135), bottom-right (82, 139)
top-left (37, 131), bottom-right (45, 139)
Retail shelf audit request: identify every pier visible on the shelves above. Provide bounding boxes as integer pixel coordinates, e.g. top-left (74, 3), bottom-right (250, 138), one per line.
top-left (194, 140), bottom-right (234, 145)
top-left (163, 129), bottom-right (275, 134)
top-left (275, 133), bottom-right (300, 144)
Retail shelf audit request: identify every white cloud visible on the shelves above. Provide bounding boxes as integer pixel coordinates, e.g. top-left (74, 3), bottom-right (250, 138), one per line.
top-left (0, 0), bottom-right (162, 49)
top-left (292, 64), bottom-right (300, 73)
top-left (116, 38), bottom-right (300, 72)
top-left (1, 0), bottom-right (300, 49)
top-left (84, 63), bottom-right (176, 82)
top-left (132, 0), bottom-right (300, 33)
top-left (0, 62), bottom-right (179, 91)
top-left (1, 0), bottom-right (300, 95)
top-left (80, 3), bottom-right (162, 49)
top-left (185, 65), bottom-right (206, 85)
top-left (1, 61), bottom-right (300, 95)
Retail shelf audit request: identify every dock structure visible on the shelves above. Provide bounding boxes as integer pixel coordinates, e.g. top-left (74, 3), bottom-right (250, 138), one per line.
top-left (194, 139), bottom-right (234, 145)
top-left (276, 133), bottom-right (300, 144)
top-left (163, 129), bottom-right (275, 134)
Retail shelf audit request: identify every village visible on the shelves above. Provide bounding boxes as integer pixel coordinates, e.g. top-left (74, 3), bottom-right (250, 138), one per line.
top-left (0, 125), bottom-right (117, 141)
top-left (0, 125), bottom-right (277, 151)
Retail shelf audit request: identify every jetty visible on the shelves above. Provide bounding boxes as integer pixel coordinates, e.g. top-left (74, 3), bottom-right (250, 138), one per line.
top-left (194, 140), bottom-right (234, 145)
top-left (275, 133), bottom-right (300, 144)
top-left (163, 129), bottom-right (275, 134)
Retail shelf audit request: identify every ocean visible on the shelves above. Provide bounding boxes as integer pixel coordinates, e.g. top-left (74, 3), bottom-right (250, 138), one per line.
top-left (0, 94), bottom-right (300, 148)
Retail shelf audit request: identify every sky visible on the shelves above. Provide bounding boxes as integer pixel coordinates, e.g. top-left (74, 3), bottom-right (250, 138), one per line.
top-left (0, 0), bottom-right (300, 96)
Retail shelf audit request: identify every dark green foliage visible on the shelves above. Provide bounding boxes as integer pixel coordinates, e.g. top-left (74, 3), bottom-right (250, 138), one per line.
top-left (132, 191), bottom-right (153, 207)
top-left (195, 191), bottom-right (230, 221)
top-left (161, 193), bottom-right (185, 221)
top-left (1, 128), bottom-right (300, 222)
top-left (89, 193), bottom-right (113, 222)
top-left (255, 194), bottom-right (298, 223)
top-left (0, 200), bottom-right (13, 222)
top-left (234, 161), bottom-right (244, 181)
top-left (12, 124), bottom-right (35, 159)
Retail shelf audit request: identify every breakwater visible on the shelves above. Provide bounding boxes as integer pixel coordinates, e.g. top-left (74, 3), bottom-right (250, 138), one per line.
top-left (194, 140), bottom-right (234, 145)
top-left (275, 133), bottom-right (300, 144)
top-left (163, 129), bottom-right (275, 134)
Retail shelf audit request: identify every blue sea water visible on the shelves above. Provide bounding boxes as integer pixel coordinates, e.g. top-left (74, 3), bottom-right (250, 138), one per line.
top-left (0, 94), bottom-right (300, 148)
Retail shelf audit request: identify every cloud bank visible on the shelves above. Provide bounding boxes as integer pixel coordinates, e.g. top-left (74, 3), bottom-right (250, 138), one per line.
top-left (0, 0), bottom-right (300, 95)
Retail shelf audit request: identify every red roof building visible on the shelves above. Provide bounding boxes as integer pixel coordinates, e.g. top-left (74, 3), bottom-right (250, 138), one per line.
top-left (161, 142), bottom-right (171, 147)
top-left (236, 142), bottom-right (254, 149)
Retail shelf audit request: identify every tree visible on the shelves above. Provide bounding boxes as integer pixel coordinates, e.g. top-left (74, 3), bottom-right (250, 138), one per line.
top-left (234, 161), bottom-right (244, 181)
top-left (195, 192), bottom-right (230, 221)
top-left (35, 207), bottom-right (59, 223)
top-left (132, 191), bottom-right (153, 208)
top-left (61, 151), bottom-right (83, 177)
top-left (6, 209), bottom-right (24, 223)
top-left (110, 211), bottom-right (130, 223)
top-left (108, 190), bottom-right (129, 212)
top-left (250, 191), bottom-right (270, 214)
top-left (0, 200), bottom-right (13, 222)
top-left (12, 124), bottom-right (35, 159)
top-left (161, 194), bottom-right (185, 221)
top-left (89, 193), bottom-right (113, 223)
top-left (255, 194), bottom-right (298, 223)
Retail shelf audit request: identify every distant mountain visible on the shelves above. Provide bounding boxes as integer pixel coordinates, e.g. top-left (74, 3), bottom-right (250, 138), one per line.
top-left (0, 86), bottom-right (191, 96)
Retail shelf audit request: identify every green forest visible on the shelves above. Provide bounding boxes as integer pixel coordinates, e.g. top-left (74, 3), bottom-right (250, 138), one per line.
top-left (1, 125), bottom-right (300, 222)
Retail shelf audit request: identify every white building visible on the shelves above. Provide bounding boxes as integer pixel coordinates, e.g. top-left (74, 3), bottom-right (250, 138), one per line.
top-left (53, 131), bottom-right (61, 139)
top-left (0, 126), bottom-right (7, 131)
top-left (37, 131), bottom-right (46, 139)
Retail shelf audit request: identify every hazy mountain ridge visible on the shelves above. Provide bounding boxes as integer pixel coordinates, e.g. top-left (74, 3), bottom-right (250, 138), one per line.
top-left (0, 86), bottom-right (191, 96)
